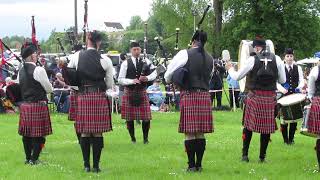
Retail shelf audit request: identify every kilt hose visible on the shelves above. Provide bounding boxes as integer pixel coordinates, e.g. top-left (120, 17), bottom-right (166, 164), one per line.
top-left (307, 96), bottom-right (320, 136)
top-left (75, 92), bottom-right (112, 134)
top-left (179, 91), bottom-right (213, 133)
top-left (19, 101), bottom-right (52, 137)
top-left (121, 88), bottom-right (151, 121)
top-left (244, 90), bottom-right (277, 134)
top-left (68, 90), bottom-right (78, 121)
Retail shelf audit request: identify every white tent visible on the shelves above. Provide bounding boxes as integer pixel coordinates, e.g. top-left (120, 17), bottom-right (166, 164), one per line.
top-left (296, 57), bottom-right (320, 65)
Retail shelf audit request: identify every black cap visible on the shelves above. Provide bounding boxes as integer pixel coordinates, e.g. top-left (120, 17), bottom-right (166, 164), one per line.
top-left (284, 48), bottom-right (294, 55)
top-left (252, 35), bottom-right (266, 48)
top-left (130, 41), bottom-right (140, 48)
top-left (88, 30), bottom-right (102, 43)
top-left (21, 43), bottom-right (37, 59)
top-left (191, 30), bottom-right (207, 45)
top-left (120, 52), bottom-right (127, 60)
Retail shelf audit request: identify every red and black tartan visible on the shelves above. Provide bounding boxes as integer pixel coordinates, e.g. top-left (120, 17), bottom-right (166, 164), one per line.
top-left (68, 90), bottom-right (78, 121)
top-left (244, 90), bottom-right (277, 134)
top-left (307, 96), bottom-right (320, 135)
top-left (19, 102), bottom-right (52, 137)
top-left (179, 91), bottom-right (213, 133)
top-left (75, 92), bottom-right (112, 134)
top-left (121, 88), bottom-right (151, 121)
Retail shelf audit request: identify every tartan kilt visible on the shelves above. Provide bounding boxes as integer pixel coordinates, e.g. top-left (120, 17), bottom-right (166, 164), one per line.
top-left (179, 91), bottom-right (213, 133)
top-left (244, 90), bottom-right (277, 134)
top-left (75, 92), bottom-right (112, 134)
top-left (19, 102), bottom-right (52, 137)
top-left (121, 88), bottom-right (151, 121)
top-left (307, 96), bottom-right (320, 135)
top-left (68, 90), bottom-right (78, 121)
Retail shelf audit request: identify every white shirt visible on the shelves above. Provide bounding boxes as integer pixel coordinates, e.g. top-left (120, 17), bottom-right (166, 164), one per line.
top-left (277, 63), bottom-right (304, 92)
top-left (228, 55), bottom-right (286, 84)
top-left (308, 66), bottom-right (319, 98)
top-left (68, 48), bottom-right (114, 89)
top-left (118, 56), bottom-right (157, 85)
top-left (164, 49), bottom-right (215, 83)
top-left (17, 62), bottom-right (53, 93)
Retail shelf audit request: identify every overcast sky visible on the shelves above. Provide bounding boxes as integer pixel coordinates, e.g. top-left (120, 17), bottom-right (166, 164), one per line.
top-left (0, 0), bottom-right (153, 40)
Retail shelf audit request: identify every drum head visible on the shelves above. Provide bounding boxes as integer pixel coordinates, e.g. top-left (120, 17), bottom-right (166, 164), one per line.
top-left (277, 93), bottom-right (306, 106)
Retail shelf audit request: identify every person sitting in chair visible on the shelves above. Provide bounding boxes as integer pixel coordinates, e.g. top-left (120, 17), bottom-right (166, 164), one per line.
top-left (53, 73), bottom-right (70, 113)
top-left (147, 79), bottom-right (164, 108)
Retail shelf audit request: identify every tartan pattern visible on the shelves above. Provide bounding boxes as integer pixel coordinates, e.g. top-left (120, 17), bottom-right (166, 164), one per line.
top-left (244, 90), bottom-right (277, 134)
top-left (19, 102), bottom-right (52, 137)
top-left (179, 91), bottom-right (213, 133)
top-left (121, 88), bottom-right (151, 121)
top-left (75, 92), bottom-right (112, 133)
top-left (68, 90), bottom-right (77, 121)
top-left (307, 96), bottom-right (320, 135)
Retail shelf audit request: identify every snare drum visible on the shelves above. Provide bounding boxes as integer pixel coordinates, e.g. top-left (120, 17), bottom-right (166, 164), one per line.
top-left (277, 93), bottom-right (306, 122)
top-left (300, 105), bottom-right (318, 137)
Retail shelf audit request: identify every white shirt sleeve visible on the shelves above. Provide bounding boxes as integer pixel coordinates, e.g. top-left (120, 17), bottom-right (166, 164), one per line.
top-left (118, 60), bottom-right (135, 85)
top-left (308, 66), bottom-right (319, 98)
top-left (228, 56), bottom-right (255, 81)
top-left (276, 56), bottom-right (286, 84)
top-left (100, 55), bottom-right (114, 89)
top-left (297, 65), bottom-right (305, 90)
top-left (164, 49), bottom-right (188, 83)
top-left (67, 51), bottom-right (80, 69)
top-left (33, 66), bottom-right (53, 93)
top-left (277, 82), bottom-right (287, 93)
top-left (144, 58), bottom-right (157, 81)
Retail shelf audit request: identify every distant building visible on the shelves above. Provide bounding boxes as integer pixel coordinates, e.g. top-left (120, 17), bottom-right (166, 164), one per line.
top-left (104, 22), bottom-right (124, 32)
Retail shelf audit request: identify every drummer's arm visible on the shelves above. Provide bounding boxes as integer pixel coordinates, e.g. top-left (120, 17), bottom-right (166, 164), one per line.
top-left (307, 67), bottom-right (318, 99)
top-left (227, 57), bottom-right (254, 81)
top-left (164, 50), bottom-right (188, 83)
top-left (118, 61), bottom-right (135, 85)
top-left (277, 83), bottom-right (287, 94)
top-left (276, 56), bottom-right (286, 84)
top-left (297, 66), bottom-right (305, 90)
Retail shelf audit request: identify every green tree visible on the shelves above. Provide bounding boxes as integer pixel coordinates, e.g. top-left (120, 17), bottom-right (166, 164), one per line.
top-left (221, 0), bottom-right (320, 59)
top-left (127, 16), bottom-right (144, 30)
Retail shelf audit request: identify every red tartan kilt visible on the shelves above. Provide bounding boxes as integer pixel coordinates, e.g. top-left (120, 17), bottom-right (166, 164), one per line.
top-left (75, 92), bottom-right (112, 134)
top-left (19, 102), bottom-right (52, 137)
top-left (307, 96), bottom-right (320, 135)
top-left (244, 90), bottom-right (277, 134)
top-left (68, 91), bottom-right (78, 121)
top-left (121, 88), bottom-right (151, 121)
top-left (179, 91), bottom-right (213, 133)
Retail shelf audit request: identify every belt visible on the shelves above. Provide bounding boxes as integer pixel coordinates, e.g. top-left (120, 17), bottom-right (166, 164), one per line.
top-left (188, 88), bottom-right (208, 92)
top-left (79, 86), bottom-right (103, 93)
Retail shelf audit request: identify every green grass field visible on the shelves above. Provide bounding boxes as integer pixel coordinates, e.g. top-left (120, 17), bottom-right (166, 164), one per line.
top-left (0, 111), bottom-right (319, 180)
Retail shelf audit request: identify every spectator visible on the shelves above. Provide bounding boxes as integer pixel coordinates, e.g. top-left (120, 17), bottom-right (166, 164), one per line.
top-left (227, 73), bottom-right (240, 108)
top-left (209, 58), bottom-right (226, 109)
top-left (53, 73), bottom-right (70, 113)
top-left (147, 79), bottom-right (164, 108)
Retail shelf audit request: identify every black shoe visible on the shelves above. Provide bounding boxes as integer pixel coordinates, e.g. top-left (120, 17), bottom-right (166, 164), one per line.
top-left (92, 167), bottom-right (101, 173)
top-left (241, 156), bottom-right (249, 162)
top-left (131, 137), bottom-right (136, 143)
top-left (84, 167), bottom-right (90, 172)
top-left (186, 167), bottom-right (197, 172)
top-left (196, 166), bottom-right (203, 172)
top-left (144, 139), bottom-right (149, 144)
top-left (288, 141), bottom-right (295, 145)
top-left (259, 158), bottom-right (266, 163)
top-left (29, 160), bottom-right (40, 165)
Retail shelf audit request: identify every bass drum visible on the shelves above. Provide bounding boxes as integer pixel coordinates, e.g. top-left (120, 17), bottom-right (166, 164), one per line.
top-left (238, 40), bottom-right (276, 92)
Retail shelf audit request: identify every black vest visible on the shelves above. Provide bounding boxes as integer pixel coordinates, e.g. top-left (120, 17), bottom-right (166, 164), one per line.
top-left (285, 64), bottom-right (299, 94)
top-left (315, 66), bottom-right (320, 96)
top-left (246, 53), bottom-right (278, 91)
top-left (125, 58), bottom-right (150, 89)
top-left (185, 48), bottom-right (214, 90)
top-left (77, 49), bottom-right (106, 91)
top-left (19, 63), bottom-right (47, 102)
